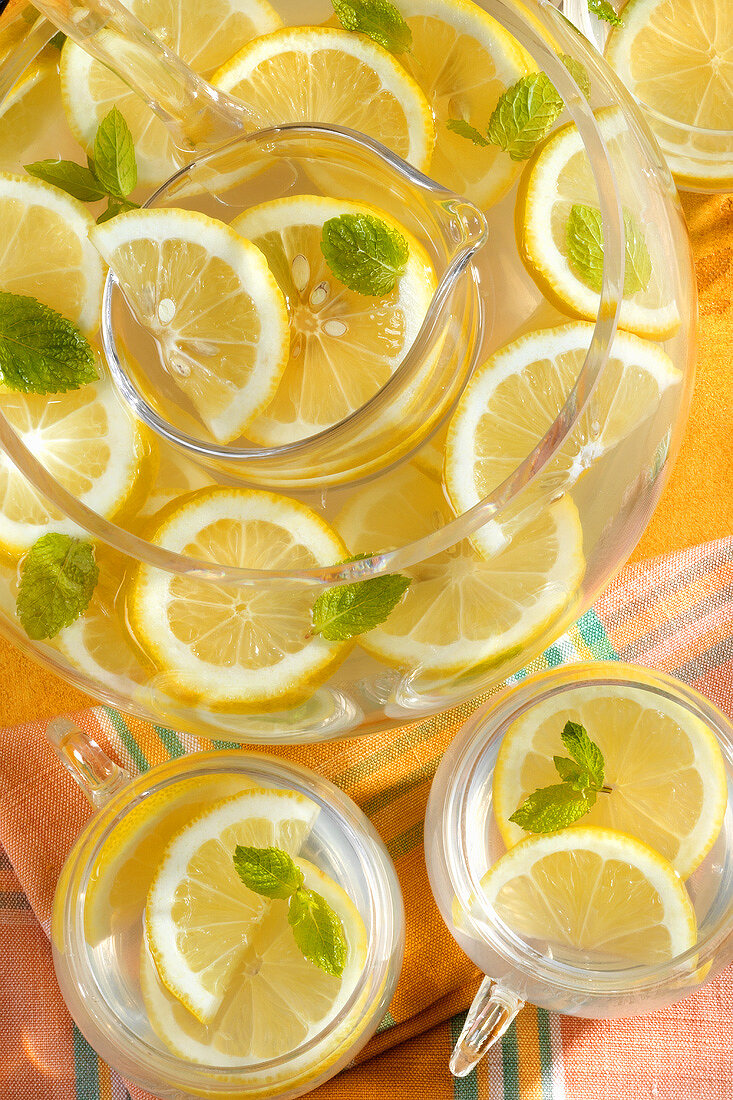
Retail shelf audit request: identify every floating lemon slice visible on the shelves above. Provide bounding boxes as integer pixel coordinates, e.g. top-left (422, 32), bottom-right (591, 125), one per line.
top-left (515, 106), bottom-right (681, 339)
top-left (0, 172), bottom-right (104, 333)
top-left (145, 787), bottom-right (320, 1023)
top-left (445, 322), bottom-right (681, 556)
top-left (0, 56), bottom-right (67, 174)
top-left (90, 208), bottom-right (290, 444)
top-left (481, 826), bottom-right (696, 965)
top-left (605, 0), bottom-right (733, 190)
top-left (230, 196), bottom-right (436, 446)
top-left (492, 679), bottom-right (727, 878)
top-left (0, 380), bottom-right (152, 558)
top-left (396, 0), bottom-right (532, 207)
top-left (56, 544), bottom-right (153, 695)
top-left (84, 772), bottom-right (257, 946)
top-left (59, 0), bottom-right (281, 187)
top-left (335, 464), bottom-right (583, 675)
top-left (142, 857), bottom-right (367, 1065)
top-left (128, 487), bottom-right (349, 710)
top-left (213, 26), bottom-right (435, 173)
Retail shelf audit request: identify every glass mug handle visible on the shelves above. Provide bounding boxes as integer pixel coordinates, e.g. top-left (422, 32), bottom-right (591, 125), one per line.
top-left (46, 717), bottom-right (131, 809)
top-left (450, 976), bottom-right (524, 1077)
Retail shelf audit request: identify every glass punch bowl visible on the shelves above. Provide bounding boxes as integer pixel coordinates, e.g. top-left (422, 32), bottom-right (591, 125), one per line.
top-left (0, 0), bottom-right (696, 743)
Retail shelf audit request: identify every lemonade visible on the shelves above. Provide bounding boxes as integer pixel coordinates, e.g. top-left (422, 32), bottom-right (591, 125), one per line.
top-left (0, 0), bottom-right (694, 741)
top-left (52, 750), bottom-right (403, 1098)
top-left (424, 664), bottom-right (733, 1063)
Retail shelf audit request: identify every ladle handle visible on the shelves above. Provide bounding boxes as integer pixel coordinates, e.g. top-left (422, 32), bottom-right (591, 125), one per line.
top-left (31, 0), bottom-right (251, 154)
top-left (46, 716), bottom-right (131, 809)
top-left (449, 977), bottom-right (523, 1077)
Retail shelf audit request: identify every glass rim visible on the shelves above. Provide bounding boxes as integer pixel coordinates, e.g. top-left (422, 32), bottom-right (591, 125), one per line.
top-left (0, 0), bottom-right (630, 586)
top-left (54, 749), bottom-right (404, 1086)
top-left (442, 661), bottom-right (733, 994)
top-left (636, 95), bottom-right (733, 141)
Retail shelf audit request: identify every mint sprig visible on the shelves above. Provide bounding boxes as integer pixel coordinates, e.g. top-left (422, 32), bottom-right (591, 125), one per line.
top-left (16, 534), bottom-right (99, 640)
top-left (26, 106), bottom-right (140, 224)
top-left (487, 72), bottom-right (564, 161)
top-left (446, 119), bottom-right (490, 146)
top-left (588, 0), bottom-right (623, 26)
top-left (567, 204), bottom-right (652, 297)
top-left (332, 0), bottom-right (412, 54)
top-left (0, 293), bottom-right (97, 394)
top-left (509, 721), bottom-right (611, 833)
top-left (311, 555), bottom-right (411, 641)
top-left (321, 213), bottom-right (409, 296)
top-left (233, 846), bottom-right (348, 977)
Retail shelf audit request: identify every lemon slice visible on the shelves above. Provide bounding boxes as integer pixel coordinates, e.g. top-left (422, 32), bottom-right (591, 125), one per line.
top-left (0, 172), bottom-right (104, 333)
top-left (230, 196), bottom-right (436, 446)
top-left (335, 464), bottom-right (583, 675)
top-left (129, 487), bottom-right (349, 710)
top-left (0, 380), bottom-right (151, 557)
top-left (445, 321), bottom-right (681, 556)
top-left (90, 208), bottom-right (290, 444)
top-left (59, 0), bottom-right (281, 188)
top-left (142, 857), bottom-right (367, 1065)
top-left (213, 26), bottom-right (435, 173)
top-left (396, 0), bottom-right (532, 207)
top-left (84, 771), bottom-right (257, 946)
top-left (493, 679), bottom-right (727, 878)
top-left (136, 447), bottom-right (213, 522)
top-left (55, 544), bottom-right (153, 693)
top-left (605, 0), bottom-right (733, 190)
top-left (516, 106), bottom-right (681, 339)
top-left (145, 787), bottom-right (320, 1023)
top-left (0, 56), bottom-right (67, 174)
top-left (481, 826), bottom-right (696, 965)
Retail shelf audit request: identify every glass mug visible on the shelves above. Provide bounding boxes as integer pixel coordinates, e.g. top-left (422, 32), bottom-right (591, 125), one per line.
top-left (424, 663), bottom-right (733, 1076)
top-left (49, 722), bottom-right (405, 1099)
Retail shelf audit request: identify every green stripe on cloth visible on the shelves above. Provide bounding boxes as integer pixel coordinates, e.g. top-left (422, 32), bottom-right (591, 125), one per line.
top-left (103, 707), bottom-right (149, 773)
top-left (449, 1012), bottom-right (478, 1100)
top-left (387, 820), bottom-right (423, 861)
top-left (154, 725), bottom-right (186, 758)
top-left (72, 1024), bottom-right (100, 1100)
top-left (536, 1008), bottom-right (555, 1100)
top-left (501, 1022), bottom-right (520, 1100)
top-left (576, 608), bottom-right (618, 659)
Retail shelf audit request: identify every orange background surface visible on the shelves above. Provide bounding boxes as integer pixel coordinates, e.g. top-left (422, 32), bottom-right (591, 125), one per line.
top-left (0, 190), bottom-right (731, 729)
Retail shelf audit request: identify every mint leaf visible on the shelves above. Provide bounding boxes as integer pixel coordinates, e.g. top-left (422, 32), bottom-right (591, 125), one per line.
top-left (560, 54), bottom-right (591, 100)
top-left (622, 211), bottom-right (652, 295)
top-left (96, 196), bottom-right (139, 224)
top-left (288, 887), bottom-right (347, 977)
top-left (509, 783), bottom-right (596, 833)
top-left (16, 534), bottom-right (98, 640)
top-left (25, 159), bottom-right (106, 202)
top-left (321, 213), bottom-right (409, 296)
top-left (446, 119), bottom-right (490, 146)
top-left (332, 0), bottom-right (412, 53)
top-left (0, 293), bottom-right (97, 394)
top-left (567, 204), bottom-right (652, 297)
top-left (487, 72), bottom-right (564, 161)
top-left (553, 755), bottom-right (590, 789)
top-left (561, 721), bottom-right (605, 788)
top-left (92, 107), bottom-right (137, 200)
top-left (233, 846), bottom-right (304, 899)
top-left (588, 0), bottom-right (623, 26)
top-left (312, 561), bottom-right (411, 641)
top-left (566, 203), bottom-right (604, 292)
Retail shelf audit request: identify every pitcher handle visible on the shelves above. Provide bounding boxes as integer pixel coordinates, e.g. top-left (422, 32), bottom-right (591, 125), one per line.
top-left (449, 976), bottom-right (524, 1078)
top-left (46, 716), bottom-right (131, 809)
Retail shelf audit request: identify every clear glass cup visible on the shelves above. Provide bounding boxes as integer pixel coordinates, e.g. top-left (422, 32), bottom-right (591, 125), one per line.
top-left (424, 662), bottom-right (733, 1076)
top-left (49, 720), bottom-right (404, 1099)
top-left (0, 0), bottom-right (697, 743)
